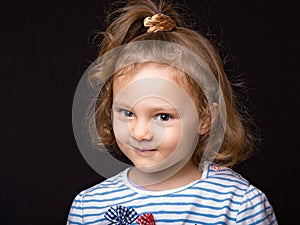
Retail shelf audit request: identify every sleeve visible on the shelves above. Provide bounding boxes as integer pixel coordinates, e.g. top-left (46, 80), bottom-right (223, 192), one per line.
top-left (66, 191), bottom-right (85, 225)
top-left (236, 185), bottom-right (278, 225)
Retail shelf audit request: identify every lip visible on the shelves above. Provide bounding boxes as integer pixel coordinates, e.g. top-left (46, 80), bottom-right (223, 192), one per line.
top-left (135, 148), bottom-right (156, 152)
top-left (132, 147), bottom-right (157, 155)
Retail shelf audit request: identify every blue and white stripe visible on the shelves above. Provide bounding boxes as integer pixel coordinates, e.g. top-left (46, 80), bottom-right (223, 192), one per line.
top-left (67, 163), bottom-right (277, 224)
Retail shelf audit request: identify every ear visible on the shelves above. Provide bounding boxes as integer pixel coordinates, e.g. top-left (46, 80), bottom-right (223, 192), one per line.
top-left (198, 103), bottom-right (218, 135)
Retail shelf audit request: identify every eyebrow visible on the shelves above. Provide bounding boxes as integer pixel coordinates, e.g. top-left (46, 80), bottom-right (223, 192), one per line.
top-left (148, 105), bottom-right (179, 113)
top-left (113, 101), bottom-right (180, 113)
top-left (112, 102), bottom-right (132, 109)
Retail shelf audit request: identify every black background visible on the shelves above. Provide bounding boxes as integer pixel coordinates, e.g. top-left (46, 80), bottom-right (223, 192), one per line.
top-left (2, 0), bottom-right (299, 224)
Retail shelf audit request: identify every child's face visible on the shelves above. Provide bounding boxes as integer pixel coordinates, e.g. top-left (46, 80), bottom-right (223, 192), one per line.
top-left (112, 63), bottom-right (200, 173)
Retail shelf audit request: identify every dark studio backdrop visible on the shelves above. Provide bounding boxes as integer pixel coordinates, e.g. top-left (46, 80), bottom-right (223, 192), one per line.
top-left (2, 0), bottom-right (299, 224)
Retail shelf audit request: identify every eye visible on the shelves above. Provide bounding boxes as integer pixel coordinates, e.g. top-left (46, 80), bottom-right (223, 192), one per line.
top-left (119, 109), bottom-right (135, 118)
top-left (156, 113), bottom-right (173, 122)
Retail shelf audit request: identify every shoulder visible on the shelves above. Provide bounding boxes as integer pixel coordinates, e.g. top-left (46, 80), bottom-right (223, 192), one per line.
top-left (78, 169), bottom-right (129, 199)
top-left (202, 163), bottom-right (277, 224)
top-left (203, 163), bottom-right (250, 190)
top-left (66, 169), bottom-right (131, 224)
top-left (195, 163), bottom-right (250, 206)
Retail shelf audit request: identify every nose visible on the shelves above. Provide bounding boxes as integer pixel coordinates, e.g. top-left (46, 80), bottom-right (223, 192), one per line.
top-left (130, 119), bottom-right (152, 141)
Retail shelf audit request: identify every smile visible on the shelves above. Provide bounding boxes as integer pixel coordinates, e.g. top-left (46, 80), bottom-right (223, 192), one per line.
top-left (131, 147), bottom-right (157, 154)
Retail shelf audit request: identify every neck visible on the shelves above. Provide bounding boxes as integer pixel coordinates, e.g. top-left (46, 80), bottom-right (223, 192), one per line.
top-left (128, 159), bottom-right (202, 191)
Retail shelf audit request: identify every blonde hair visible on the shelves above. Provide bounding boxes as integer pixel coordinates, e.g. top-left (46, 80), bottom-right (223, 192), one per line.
top-left (88, 0), bottom-right (255, 167)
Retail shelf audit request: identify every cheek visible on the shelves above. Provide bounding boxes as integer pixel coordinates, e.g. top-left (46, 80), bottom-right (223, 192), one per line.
top-left (115, 138), bottom-right (134, 161)
top-left (115, 138), bottom-right (127, 153)
top-left (112, 115), bottom-right (131, 145)
top-left (158, 126), bottom-right (181, 152)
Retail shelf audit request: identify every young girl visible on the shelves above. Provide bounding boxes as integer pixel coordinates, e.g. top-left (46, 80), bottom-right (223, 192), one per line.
top-left (68, 0), bottom-right (277, 224)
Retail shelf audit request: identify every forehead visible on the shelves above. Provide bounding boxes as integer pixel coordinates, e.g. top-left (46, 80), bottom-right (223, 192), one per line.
top-left (113, 62), bottom-right (188, 97)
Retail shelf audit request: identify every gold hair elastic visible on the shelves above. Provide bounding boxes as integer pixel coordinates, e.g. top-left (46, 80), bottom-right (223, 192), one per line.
top-left (144, 13), bottom-right (176, 33)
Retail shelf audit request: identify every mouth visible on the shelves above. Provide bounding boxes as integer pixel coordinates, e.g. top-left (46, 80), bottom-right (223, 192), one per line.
top-left (131, 147), bottom-right (157, 154)
top-left (134, 148), bottom-right (156, 152)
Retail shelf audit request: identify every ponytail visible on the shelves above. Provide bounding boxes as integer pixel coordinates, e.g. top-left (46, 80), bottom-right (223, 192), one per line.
top-left (99, 0), bottom-right (183, 55)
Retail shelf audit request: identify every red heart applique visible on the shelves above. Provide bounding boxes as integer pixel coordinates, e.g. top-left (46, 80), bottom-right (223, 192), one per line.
top-left (136, 212), bottom-right (156, 225)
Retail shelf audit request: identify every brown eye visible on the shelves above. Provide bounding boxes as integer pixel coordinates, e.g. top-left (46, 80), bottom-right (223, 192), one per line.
top-left (156, 114), bottom-right (172, 122)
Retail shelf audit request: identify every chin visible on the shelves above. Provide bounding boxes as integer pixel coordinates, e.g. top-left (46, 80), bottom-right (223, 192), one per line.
top-left (133, 159), bottom-right (180, 174)
top-left (134, 164), bottom-right (162, 173)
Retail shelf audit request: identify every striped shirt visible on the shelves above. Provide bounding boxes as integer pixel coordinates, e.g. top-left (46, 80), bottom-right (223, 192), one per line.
top-left (67, 163), bottom-right (277, 224)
